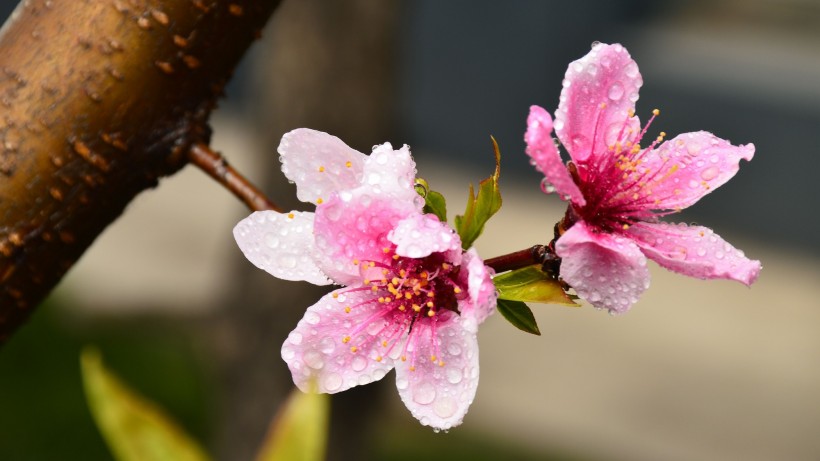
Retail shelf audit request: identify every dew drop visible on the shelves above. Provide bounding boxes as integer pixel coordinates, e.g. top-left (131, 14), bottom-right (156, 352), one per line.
top-left (446, 367), bottom-right (463, 384)
top-left (319, 336), bottom-right (336, 354)
top-left (396, 377), bottom-right (409, 390)
top-left (697, 248), bottom-right (707, 257)
top-left (413, 381), bottom-right (437, 405)
top-left (540, 178), bottom-right (556, 194)
top-left (282, 346), bottom-right (295, 360)
top-left (447, 343), bottom-right (462, 356)
top-left (688, 179), bottom-right (700, 189)
top-left (554, 119), bottom-right (564, 131)
top-left (625, 62), bottom-right (639, 78)
top-left (304, 351), bottom-right (324, 369)
top-left (351, 355), bottom-right (367, 372)
top-left (288, 331), bottom-right (303, 345)
top-left (323, 373), bottom-right (342, 391)
top-left (607, 82), bottom-right (624, 101)
top-left (700, 166), bottom-right (719, 181)
top-left (264, 233), bottom-right (279, 249)
top-left (304, 311), bottom-right (321, 325)
top-left (434, 396), bottom-right (458, 419)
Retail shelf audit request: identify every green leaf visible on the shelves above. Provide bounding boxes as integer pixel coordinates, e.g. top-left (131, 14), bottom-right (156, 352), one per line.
top-left (454, 137), bottom-right (503, 249)
top-left (255, 386), bottom-right (330, 461)
top-left (423, 190), bottom-right (448, 222)
top-left (80, 347), bottom-right (210, 461)
top-left (496, 299), bottom-right (541, 335)
top-left (493, 265), bottom-right (578, 306)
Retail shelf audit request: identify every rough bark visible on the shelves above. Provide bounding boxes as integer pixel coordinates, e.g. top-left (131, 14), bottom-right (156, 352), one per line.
top-left (0, 0), bottom-right (280, 343)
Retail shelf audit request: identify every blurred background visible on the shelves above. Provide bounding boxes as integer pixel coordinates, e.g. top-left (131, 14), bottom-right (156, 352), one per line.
top-left (2, 0), bottom-right (819, 460)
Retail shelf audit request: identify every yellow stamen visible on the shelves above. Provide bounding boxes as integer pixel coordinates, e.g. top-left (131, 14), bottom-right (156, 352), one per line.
top-left (344, 306), bottom-right (351, 313)
top-left (398, 304), bottom-right (406, 311)
top-left (345, 161), bottom-right (352, 168)
top-left (652, 109), bottom-right (660, 116)
top-left (318, 166), bottom-right (325, 172)
top-left (622, 224), bottom-right (630, 230)
top-left (287, 213), bottom-right (294, 219)
top-left (375, 356), bottom-right (382, 362)
top-left (430, 355), bottom-right (437, 362)
top-left (438, 360), bottom-right (445, 367)
top-left (353, 259), bottom-right (359, 265)
top-left (383, 247), bottom-right (391, 253)
top-left (316, 198), bottom-right (323, 204)
top-left (350, 346), bottom-right (358, 353)
top-left (332, 293), bottom-right (338, 299)
top-left (381, 340), bottom-right (388, 347)
top-left (427, 310), bottom-right (435, 317)
top-left (393, 254), bottom-right (400, 260)
top-left (426, 301), bottom-right (434, 308)
top-left (454, 287), bottom-right (462, 294)
top-left (342, 336), bottom-right (351, 343)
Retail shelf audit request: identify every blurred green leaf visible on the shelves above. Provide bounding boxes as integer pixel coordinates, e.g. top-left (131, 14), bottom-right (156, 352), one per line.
top-left (255, 387), bottom-right (330, 461)
top-left (493, 265), bottom-right (578, 306)
top-left (496, 299), bottom-right (541, 336)
top-left (80, 347), bottom-right (210, 461)
top-left (454, 137), bottom-right (503, 249)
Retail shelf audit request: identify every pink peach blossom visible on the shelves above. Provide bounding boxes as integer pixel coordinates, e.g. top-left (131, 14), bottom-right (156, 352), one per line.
top-left (525, 43), bottom-right (761, 313)
top-left (233, 129), bottom-right (496, 430)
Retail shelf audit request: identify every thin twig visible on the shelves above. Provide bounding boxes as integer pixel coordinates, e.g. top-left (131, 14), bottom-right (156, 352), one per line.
top-left (484, 245), bottom-right (549, 273)
top-left (188, 143), bottom-right (281, 212)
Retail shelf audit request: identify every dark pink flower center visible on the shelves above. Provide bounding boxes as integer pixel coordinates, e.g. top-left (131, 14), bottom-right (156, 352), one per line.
top-left (336, 246), bottom-right (467, 370)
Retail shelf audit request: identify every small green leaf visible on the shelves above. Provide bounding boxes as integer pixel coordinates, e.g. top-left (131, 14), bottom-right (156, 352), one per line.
top-left (454, 137), bottom-right (503, 249)
top-left (496, 299), bottom-right (541, 335)
top-left (80, 347), bottom-right (210, 461)
top-left (493, 265), bottom-right (578, 306)
top-left (423, 190), bottom-right (448, 222)
top-left (255, 386), bottom-right (330, 461)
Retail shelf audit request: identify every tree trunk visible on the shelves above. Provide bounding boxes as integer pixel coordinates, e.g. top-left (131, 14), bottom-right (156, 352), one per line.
top-left (0, 0), bottom-right (280, 344)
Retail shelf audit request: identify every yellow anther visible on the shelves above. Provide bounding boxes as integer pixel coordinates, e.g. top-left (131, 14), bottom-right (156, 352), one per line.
top-left (628, 108), bottom-right (635, 117)
top-left (345, 161), bottom-right (352, 168)
top-left (622, 224), bottom-right (630, 230)
top-left (382, 340), bottom-right (388, 347)
top-left (391, 277), bottom-right (400, 285)
top-left (426, 301), bottom-right (434, 308)
top-left (332, 293), bottom-right (338, 299)
top-left (350, 346), bottom-right (358, 353)
top-left (353, 259), bottom-right (359, 265)
top-left (409, 366), bottom-right (415, 372)
top-left (427, 310), bottom-right (435, 317)
top-left (393, 254), bottom-right (400, 260)
top-left (363, 279), bottom-right (370, 285)
top-left (631, 144), bottom-right (641, 154)
top-left (430, 355), bottom-right (437, 362)
top-left (344, 306), bottom-right (351, 313)
top-left (378, 297), bottom-right (385, 303)
top-left (316, 198), bottom-right (324, 204)
top-left (399, 269), bottom-right (407, 277)
top-left (287, 213), bottom-right (295, 219)
top-left (659, 131), bottom-right (667, 138)
top-left (398, 304), bottom-right (406, 311)
top-left (453, 287), bottom-right (462, 294)
top-left (342, 336), bottom-right (351, 343)
top-left (652, 109), bottom-right (660, 116)
top-left (369, 262), bottom-right (375, 268)
top-left (401, 356), bottom-right (407, 362)
top-left (632, 193), bottom-right (639, 200)
top-left (412, 304), bottom-right (421, 312)
top-left (438, 360), bottom-right (445, 367)
top-left (600, 102), bottom-right (607, 109)
top-left (420, 271), bottom-right (429, 279)
top-left (442, 263), bottom-right (450, 270)
top-left (382, 269), bottom-right (389, 275)
top-left (405, 292), bottom-right (412, 300)
top-left (384, 297), bottom-right (392, 303)
top-left (427, 291), bottom-right (434, 297)
top-left (375, 356), bottom-right (383, 362)
top-left (371, 286), bottom-right (378, 292)
top-left (318, 166), bottom-right (325, 172)
top-left (383, 247), bottom-right (391, 253)
top-left (655, 136), bottom-right (664, 143)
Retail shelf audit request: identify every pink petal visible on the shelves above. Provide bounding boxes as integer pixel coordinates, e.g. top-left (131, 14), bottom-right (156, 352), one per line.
top-left (639, 132), bottom-right (755, 212)
top-left (233, 211), bottom-right (330, 286)
top-left (394, 313), bottom-right (480, 430)
top-left (556, 221), bottom-right (650, 313)
top-left (524, 105), bottom-right (586, 206)
top-left (554, 43), bottom-right (643, 165)
top-left (281, 289), bottom-right (395, 394)
top-left (459, 248), bottom-right (497, 328)
top-left (626, 221), bottom-right (761, 286)
top-left (388, 213), bottom-right (462, 260)
top-left (279, 128), bottom-right (367, 205)
top-left (313, 196), bottom-right (409, 286)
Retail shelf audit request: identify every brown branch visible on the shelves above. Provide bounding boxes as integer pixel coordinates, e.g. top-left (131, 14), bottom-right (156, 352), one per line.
top-left (0, 0), bottom-right (282, 344)
top-left (188, 143), bottom-right (281, 212)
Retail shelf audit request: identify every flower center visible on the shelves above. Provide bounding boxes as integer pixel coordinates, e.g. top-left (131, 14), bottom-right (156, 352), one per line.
top-left (338, 246), bottom-right (466, 370)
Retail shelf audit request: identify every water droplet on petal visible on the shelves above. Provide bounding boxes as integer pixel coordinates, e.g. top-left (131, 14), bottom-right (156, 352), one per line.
top-left (540, 178), bottom-right (556, 194)
top-left (434, 396), bottom-right (458, 419)
top-left (304, 351), bottom-right (324, 369)
top-left (396, 377), bottom-right (409, 390)
top-left (700, 166), bottom-right (719, 181)
top-left (288, 331), bottom-right (303, 345)
top-left (324, 373), bottom-right (342, 391)
top-left (304, 311), bottom-right (321, 325)
top-left (607, 82), bottom-right (624, 101)
top-left (351, 355), bottom-right (367, 372)
top-left (413, 381), bottom-right (437, 405)
top-left (446, 367), bottom-right (463, 384)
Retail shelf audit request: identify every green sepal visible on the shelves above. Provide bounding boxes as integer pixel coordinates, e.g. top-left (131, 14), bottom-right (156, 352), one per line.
top-left (496, 299), bottom-right (541, 336)
top-left (415, 178), bottom-right (448, 222)
top-left (454, 137), bottom-right (503, 249)
top-left (80, 347), bottom-right (211, 461)
top-left (493, 265), bottom-right (578, 306)
top-left (255, 385), bottom-right (330, 461)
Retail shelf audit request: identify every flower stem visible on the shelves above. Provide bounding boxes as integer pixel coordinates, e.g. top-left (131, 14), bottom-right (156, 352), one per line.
top-left (188, 143), bottom-right (281, 212)
top-left (484, 245), bottom-right (551, 273)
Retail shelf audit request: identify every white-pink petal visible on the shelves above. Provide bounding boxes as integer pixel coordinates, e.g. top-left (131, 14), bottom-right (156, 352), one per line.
top-left (460, 248), bottom-right (496, 328)
top-left (282, 289), bottom-right (395, 394)
top-left (394, 313), bottom-right (480, 430)
top-left (524, 105), bottom-right (586, 206)
top-left (641, 131), bottom-right (755, 212)
top-left (279, 128), bottom-right (367, 205)
top-left (389, 213), bottom-right (462, 260)
top-left (554, 43), bottom-right (643, 165)
top-left (233, 210), bottom-right (330, 286)
top-left (361, 143), bottom-right (421, 206)
top-left (556, 221), bottom-right (650, 313)
top-left (627, 221), bottom-right (761, 286)
top-left (313, 196), bottom-right (410, 286)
